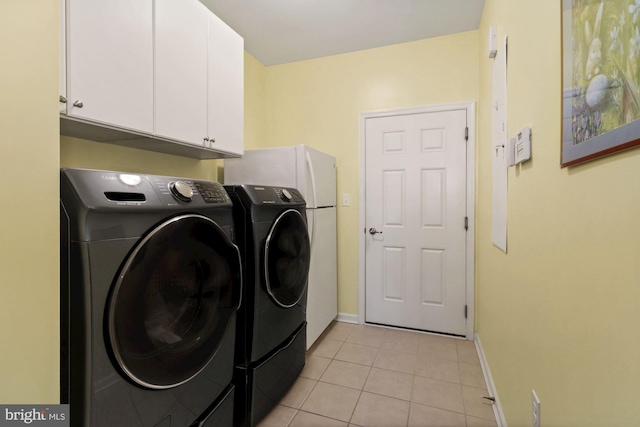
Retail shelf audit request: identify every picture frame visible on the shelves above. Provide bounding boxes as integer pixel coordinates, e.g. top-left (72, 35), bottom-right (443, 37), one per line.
top-left (561, 0), bottom-right (640, 167)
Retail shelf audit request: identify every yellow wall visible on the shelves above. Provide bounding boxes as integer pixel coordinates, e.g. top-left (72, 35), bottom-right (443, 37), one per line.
top-left (477, 0), bottom-right (640, 425)
top-left (262, 32), bottom-right (479, 314)
top-left (244, 53), bottom-right (267, 150)
top-left (60, 137), bottom-right (219, 179)
top-left (0, 1), bottom-right (60, 403)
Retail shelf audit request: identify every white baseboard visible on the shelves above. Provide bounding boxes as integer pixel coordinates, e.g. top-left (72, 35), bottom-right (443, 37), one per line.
top-left (335, 313), bottom-right (359, 324)
top-left (475, 333), bottom-right (507, 427)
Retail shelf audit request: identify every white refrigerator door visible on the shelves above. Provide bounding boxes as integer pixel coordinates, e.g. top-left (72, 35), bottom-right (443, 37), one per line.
top-left (223, 146), bottom-right (298, 187)
top-left (306, 206), bottom-right (338, 349)
top-left (299, 145), bottom-right (336, 208)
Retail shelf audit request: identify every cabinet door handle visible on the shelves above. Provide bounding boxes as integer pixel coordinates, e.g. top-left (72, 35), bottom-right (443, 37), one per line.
top-left (210, 138), bottom-right (215, 144)
top-left (73, 100), bottom-right (83, 108)
top-left (59, 95), bottom-right (67, 103)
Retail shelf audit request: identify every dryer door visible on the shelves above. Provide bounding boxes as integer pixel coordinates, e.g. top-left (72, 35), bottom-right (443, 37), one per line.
top-left (264, 209), bottom-right (311, 308)
top-left (107, 214), bottom-right (241, 389)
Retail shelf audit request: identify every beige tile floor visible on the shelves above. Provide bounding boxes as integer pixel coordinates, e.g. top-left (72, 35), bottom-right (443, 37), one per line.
top-left (258, 322), bottom-right (498, 427)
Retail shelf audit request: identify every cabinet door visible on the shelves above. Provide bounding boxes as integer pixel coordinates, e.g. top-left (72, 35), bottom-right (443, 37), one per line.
top-left (207, 13), bottom-right (244, 155)
top-left (66, 0), bottom-right (153, 133)
top-left (155, 0), bottom-right (208, 146)
top-left (59, 0), bottom-right (66, 114)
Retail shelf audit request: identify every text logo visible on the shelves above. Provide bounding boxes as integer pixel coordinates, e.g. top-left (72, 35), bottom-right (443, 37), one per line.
top-left (0, 406), bottom-right (69, 426)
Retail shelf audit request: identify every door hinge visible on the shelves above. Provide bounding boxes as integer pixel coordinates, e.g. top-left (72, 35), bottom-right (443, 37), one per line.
top-left (464, 217), bottom-right (469, 231)
top-left (465, 126), bottom-right (469, 141)
top-left (465, 305), bottom-right (468, 319)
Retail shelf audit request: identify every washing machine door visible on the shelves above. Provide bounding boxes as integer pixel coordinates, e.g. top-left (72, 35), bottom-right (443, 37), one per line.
top-left (264, 209), bottom-right (311, 308)
top-left (107, 214), bottom-right (242, 389)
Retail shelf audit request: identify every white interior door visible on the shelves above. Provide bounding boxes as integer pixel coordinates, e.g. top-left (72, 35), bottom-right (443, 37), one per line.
top-left (365, 109), bottom-right (468, 336)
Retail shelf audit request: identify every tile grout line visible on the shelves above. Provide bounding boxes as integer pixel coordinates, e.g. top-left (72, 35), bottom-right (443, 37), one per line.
top-left (286, 336), bottom-right (339, 426)
top-left (338, 323), bottom-right (364, 426)
top-left (408, 362), bottom-right (416, 427)
top-left (456, 342), bottom-right (470, 426)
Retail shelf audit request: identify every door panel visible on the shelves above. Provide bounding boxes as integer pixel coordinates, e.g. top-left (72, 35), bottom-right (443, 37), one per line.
top-left (383, 170), bottom-right (405, 226)
top-left (302, 147), bottom-right (337, 207)
top-left (306, 207), bottom-right (338, 348)
top-left (107, 215), bottom-right (241, 388)
top-left (421, 249), bottom-right (444, 305)
top-left (66, 0), bottom-right (153, 131)
top-left (155, 0), bottom-right (208, 145)
top-left (383, 247), bottom-right (405, 301)
top-left (207, 11), bottom-right (244, 155)
top-left (421, 169), bottom-right (445, 227)
top-left (365, 109), bottom-right (467, 336)
top-left (264, 209), bottom-right (310, 308)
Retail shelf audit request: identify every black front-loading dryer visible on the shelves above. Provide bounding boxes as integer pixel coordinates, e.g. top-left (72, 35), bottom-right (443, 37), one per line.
top-left (225, 185), bottom-right (310, 427)
top-left (60, 168), bottom-right (242, 427)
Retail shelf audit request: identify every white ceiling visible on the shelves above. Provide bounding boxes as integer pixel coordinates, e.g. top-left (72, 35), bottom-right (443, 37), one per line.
top-left (199, 0), bottom-right (486, 66)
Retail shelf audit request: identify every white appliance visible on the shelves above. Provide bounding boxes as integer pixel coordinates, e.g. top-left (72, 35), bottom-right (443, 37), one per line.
top-left (224, 145), bottom-right (337, 349)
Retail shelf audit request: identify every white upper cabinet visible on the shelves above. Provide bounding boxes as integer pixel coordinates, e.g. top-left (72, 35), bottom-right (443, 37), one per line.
top-left (155, 0), bottom-right (244, 154)
top-left (64, 0), bottom-right (154, 133)
top-left (207, 13), bottom-right (244, 156)
top-left (154, 0), bottom-right (209, 147)
top-left (60, 0), bottom-right (243, 158)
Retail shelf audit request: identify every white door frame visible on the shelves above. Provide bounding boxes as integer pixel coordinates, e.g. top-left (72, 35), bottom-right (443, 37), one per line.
top-left (358, 102), bottom-right (476, 339)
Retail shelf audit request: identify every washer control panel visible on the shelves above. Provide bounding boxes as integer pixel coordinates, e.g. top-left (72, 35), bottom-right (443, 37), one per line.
top-left (149, 176), bottom-right (230, 205)
top-left (194, 181), bottom-right (229, 204)
top-left (61, 168), bottom-right (232, 210)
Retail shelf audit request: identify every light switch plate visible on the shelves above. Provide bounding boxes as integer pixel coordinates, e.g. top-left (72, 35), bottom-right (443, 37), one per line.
top-left (342, 193), bottom-right (351, 207)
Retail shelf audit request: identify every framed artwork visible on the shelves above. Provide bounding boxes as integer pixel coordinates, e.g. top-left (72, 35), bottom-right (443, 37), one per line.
top-left (562, 0), bottom-right (640, 167)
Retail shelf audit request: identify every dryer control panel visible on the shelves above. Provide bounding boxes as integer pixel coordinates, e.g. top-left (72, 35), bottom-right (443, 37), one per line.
top-left (244, 185), bottom-right (305, 205)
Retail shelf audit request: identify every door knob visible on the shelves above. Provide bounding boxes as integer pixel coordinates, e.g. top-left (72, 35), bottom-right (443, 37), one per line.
top-left (368, 228), bottom-right (383, 235)
top-left (73, 100), bottom-right (83, 108)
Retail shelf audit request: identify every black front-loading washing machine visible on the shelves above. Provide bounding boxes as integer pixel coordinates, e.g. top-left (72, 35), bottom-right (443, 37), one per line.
top-left (60, 168), bottom-right (242, 427)
top-left (224, 185), bottom-right (310, 427)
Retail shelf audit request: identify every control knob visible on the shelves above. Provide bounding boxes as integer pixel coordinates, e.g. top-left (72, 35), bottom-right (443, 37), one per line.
top-left (281, 189), bottom-right (292, 202)
top-left (169, 181), bottom-right (193, 202)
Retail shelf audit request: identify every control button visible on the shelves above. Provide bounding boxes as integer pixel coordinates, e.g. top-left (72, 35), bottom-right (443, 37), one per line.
top-left (169, 181), bottom-right (193, 202)
top-left (281, 188), bottom-right (292, 202)
top-left (193, 181), bottom-right (229, 203)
